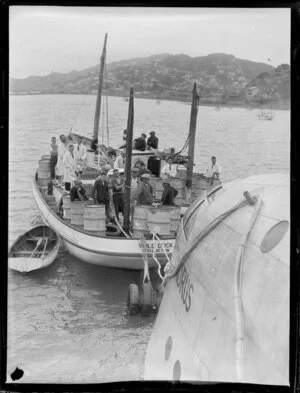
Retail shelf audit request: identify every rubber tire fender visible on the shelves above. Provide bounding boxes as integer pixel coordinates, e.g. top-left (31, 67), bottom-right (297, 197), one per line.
top-left (106, 223), bottom-right (121, 237)
top-left (127, 283), bottom-right (140, 316)
top-left (141, 282), bottom-right (153, 316)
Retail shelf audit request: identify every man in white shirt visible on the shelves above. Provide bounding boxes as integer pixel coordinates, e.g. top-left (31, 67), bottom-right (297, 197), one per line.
top-left (161, 158), bottom-right (177, 179)
top-left (207, 156), bottom-right (222, 184)
top-left (130, 167), bottom-right (141, 202)
top-left (114, 150), bottom-right (125, 169)
top-left (63, 144), bottom-right (77, 191)
top-left (73, 137), bottom-right (87, 166)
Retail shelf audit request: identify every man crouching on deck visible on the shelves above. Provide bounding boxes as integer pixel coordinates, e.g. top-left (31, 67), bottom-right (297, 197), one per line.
top-left (70, 180), bottom-right (89, 202)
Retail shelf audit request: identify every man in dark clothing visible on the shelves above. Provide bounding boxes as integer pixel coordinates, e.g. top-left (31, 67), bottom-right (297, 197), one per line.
top-left (70, 180), bottom-right (89, 202)
top-left (91, 173), bottom-right (110, 219)
top-left (91, 138), bottom-right (98, 152)
top-left (134, 133), bottom-right (147, 151)
top-left (161, 179), bottom-right (178, 206)
top-left (135, 174), bottom-right (154, 205)
top-left (147, 131), bottom-right (159, 150)
top-left (110, 169), bottom-right (124, 222)
top-left (137, 161), bottom-right (151, 177)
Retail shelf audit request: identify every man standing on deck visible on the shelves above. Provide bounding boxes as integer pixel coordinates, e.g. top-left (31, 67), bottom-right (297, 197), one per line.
top-left (160, 179), bottom-right (178, 206)
top-left (135, 174), bottom-right (154, 205)
top-left (74, 137), bottom-right (87, 168)
top-left (56, 134), bottom-right (67, 186)
top-left (91, 171), bottom-right (110, 222)
top-left (147, 131), bottom-right (159, 150)
top-left (50, 136), bottom-right (58, 180)
top-left (207, 156), bottom-right (222, 184)
top-left (161, 157), bottom-right (177, 179)
top-left (114, 150), bottom-right (125, 169)
top-left (110, 169), bottom-right (125, 222)
top-left (63, 144), bottom-right (77, 191)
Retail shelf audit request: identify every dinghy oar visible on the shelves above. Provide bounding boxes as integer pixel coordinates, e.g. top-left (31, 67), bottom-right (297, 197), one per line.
top-left (41, 238), bottom-right (48, 258)
top-left (30, 238), bottom-right (43, 258)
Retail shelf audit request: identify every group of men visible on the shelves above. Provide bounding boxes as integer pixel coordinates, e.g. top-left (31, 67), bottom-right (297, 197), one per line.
top-left (50, 134), bottom-right (87, 191)
top-left (69, 161), bottom-right (179, 225)
top-left (120, 131), bottom-right (159, 152)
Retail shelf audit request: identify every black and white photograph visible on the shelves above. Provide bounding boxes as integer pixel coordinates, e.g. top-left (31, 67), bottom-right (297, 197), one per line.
top-left (7, 6), bottom-right (290, 386)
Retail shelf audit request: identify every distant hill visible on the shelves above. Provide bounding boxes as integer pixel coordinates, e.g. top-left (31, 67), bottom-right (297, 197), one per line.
top-left (10, 53), bottom-right (290, 108)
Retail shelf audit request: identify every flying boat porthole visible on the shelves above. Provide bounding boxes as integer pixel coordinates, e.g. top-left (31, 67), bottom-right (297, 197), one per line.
top-left (173, 360), bottom-right (181, 380)
top-left (165, 336), bottom-right (172, 361)
top-left (260, 220), bottom-right (289, 253)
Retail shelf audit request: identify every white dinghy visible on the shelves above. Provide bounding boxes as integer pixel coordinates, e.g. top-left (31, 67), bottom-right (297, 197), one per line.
top-left (9, 225), bottom-right (60, 272)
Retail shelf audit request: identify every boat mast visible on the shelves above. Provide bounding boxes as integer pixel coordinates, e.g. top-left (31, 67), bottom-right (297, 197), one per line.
top-left (93, 33), bottom-right (108, 141)
top-left (123, 88), bottom-right (134, 233)
top-left (186, 83), bottom-right (199, 190)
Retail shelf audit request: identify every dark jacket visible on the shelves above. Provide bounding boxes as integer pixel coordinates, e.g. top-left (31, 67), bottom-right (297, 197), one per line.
top-left (136, 182), bottom-right (153, 205)
top-left (91, 179), bottom-right (109, 205)
top-left (111, 177), bottom-right (124, 194)
top-left (161, 186), bottom-right (178, 206)
top-left (147, 136), bottom-right (158, 149)
top-left (70, 186), bottom-right (89, 202)
top-left (134, 138), bottom-right (146, 151)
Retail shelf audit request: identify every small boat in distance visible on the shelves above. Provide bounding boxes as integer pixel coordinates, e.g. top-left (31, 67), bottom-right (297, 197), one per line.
top-left (257, 93), bottom-right (274, 120)
top-left (8, 225), bottom-right (60, 272)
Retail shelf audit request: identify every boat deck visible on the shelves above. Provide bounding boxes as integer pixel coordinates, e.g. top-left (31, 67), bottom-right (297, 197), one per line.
top-left (39, 181), bottom-right (177, 240)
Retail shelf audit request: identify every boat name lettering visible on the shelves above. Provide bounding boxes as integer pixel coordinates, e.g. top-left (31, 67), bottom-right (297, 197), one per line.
top-left (143, 242), bottom-right (173, 254)
top-left (176, 265), bottom-right (194, 312)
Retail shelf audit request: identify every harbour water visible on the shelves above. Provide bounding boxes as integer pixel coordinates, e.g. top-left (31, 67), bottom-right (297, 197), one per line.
top-left (7, 94), bottom-right (290, 383)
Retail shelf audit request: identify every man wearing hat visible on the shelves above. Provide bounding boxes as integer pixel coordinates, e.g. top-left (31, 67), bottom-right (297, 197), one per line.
top-left (134, 173), bottom-right (154, 205)
top-left (91, 170), bottom-right (110, 220)
top-left (160, 179), bottom-right (178, 206)
top-left (134, 133), bottom-right (147, 151)
top-left (136, 161), bottom-right (151, 177)
top-left (110, 169), bottom-right (125, 222)
top-left (147, 131), bottom-right (159, 150)
top-left (70, 180), bottom-right (89, 202)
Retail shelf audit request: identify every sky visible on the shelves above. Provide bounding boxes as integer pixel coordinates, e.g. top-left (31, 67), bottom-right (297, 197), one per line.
top-left (10, 7), bottom-right (290, 79)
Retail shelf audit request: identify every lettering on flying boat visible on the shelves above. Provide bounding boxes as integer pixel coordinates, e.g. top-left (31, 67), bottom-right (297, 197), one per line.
top-left (176, 265), bottom-right (194, 312)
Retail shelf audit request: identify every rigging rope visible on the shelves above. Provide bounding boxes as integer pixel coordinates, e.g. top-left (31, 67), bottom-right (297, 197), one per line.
top-left (171, 91), bottom-right (199, 157)
top-left (68, 98), bottom-right (86, 134)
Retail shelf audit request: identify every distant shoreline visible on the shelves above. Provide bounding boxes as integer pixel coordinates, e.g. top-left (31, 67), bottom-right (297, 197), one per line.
top-left (9, 92), bottom-right (290, 111)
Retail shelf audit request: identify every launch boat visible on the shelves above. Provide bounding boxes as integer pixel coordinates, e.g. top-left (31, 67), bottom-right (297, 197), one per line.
top-left (32, 34), bottom-right (220, 270)
top-left (144, 172), bottom-right (289, 385)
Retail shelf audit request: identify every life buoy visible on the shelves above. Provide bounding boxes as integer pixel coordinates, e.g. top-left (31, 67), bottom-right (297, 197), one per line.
top-left (106, 223), bottom-right (121, 237)
top-left (127, 283), bottom-right (140, 315)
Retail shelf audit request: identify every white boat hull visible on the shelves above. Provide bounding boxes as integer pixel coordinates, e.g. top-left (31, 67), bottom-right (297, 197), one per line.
top-left (8, 225), bottom-right (60, 272)
top-left (32, 175), bottom-right (174, 269)
top-left (8, 251), bottom-right (59, 273)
